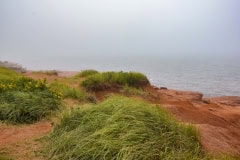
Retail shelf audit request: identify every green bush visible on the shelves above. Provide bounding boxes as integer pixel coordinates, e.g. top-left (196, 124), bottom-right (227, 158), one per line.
top-left (0, 77), bottom-right (61, 123)
top-left (0, 77), bottom-right (53, 93)
top-left (81, 71), bottom-right (149, 91)
top-left (75, 69), bottom-right (99, 78)
top-left (45, 96), bottom-right (206, 160)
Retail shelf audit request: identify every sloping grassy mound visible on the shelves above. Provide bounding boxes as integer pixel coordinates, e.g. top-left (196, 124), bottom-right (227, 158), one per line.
top-left (75, 69), bottom-right (99, 78)
top-left (45, 96), bottom-right (206, 160)
top-left (81, 71), bottom-right (149, 91)
top-left (49, 81), bottom-right (95, 103)
top-left (0, 77), bottom-right (61, 123)
top-left (0, 67), bottom-right (19, 81)
top-left (32, 70), bottom-right (58, 76)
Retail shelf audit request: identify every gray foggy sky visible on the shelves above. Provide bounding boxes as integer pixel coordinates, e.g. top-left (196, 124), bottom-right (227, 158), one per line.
top-left (1, 0), bottom-right (240, 63)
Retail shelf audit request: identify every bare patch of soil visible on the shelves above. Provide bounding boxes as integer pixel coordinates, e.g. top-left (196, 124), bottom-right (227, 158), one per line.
top-left (154, 88), bottom-right (240, 156)
top-left (0, 121), bottom-right (52, 160)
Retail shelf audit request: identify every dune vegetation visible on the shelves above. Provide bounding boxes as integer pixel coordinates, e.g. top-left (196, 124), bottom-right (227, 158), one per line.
top-left (81, 71), bottom-right (149, 91)
top-left (0, 67), bottom-right (238, 160)
top-left (44, 96), bottom-right (205, 160)
top-left (75, 69), bottom-right (99, 78)
top-left (0, 67), bottom-right (61, 123)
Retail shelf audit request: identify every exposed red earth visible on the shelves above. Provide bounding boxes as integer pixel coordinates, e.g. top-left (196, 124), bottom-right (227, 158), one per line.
top-left (0, 71), bottom-right (239, 159)
top-left (156, 88), bottom-right (240, 156)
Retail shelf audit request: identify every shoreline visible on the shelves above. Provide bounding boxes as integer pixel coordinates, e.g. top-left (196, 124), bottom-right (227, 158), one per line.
top-left (26, 70), bottom-right (240, 98)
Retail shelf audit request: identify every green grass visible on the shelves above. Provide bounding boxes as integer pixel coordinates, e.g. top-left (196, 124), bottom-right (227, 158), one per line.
top-left (0, 77), bottom-right (61, 124)
top-left (49, 81), bottom-right (96, 103)
top-left (121, 85), bottom-right (149, 97)
top-left (75, 69), bottom-right (99, 78)
top-left (32, 70), bottom-right (58, 76)
top-left (81, 71), bottom-right (149, 91)
top-left (44, 96), bottom-right (207, 160)
top-left (0, 90), bottom-right (60, 124)
top-left (0, 67), bottom-right (20, 81)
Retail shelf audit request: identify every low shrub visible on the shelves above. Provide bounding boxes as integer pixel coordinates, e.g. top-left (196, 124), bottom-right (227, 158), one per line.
top-left (45, 96), bottom-right (206, 160)
top-left (0, 77), bottom-right (52, 93)
top-left (81, 71), bottom-right (149, 91)
top-left (75, 69), bottom-right (99, 78)
top-left (0, 77), bottom-right (61, 123)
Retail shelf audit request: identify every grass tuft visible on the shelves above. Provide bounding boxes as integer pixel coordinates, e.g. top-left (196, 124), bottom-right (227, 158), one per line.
top-left (45, 96), bottom-right (206, 160)
top-left (0, 77), bottom-right (61, 124)
top-left (81, 71), bottom-right (149, 91)
top-left (32, 70), bottom-right (58, 76)
top-left (75, 69), bottom-right (99, 78)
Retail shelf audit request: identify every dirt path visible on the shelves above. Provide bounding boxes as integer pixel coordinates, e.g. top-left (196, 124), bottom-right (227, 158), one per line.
top-left (0, 121), bottom-right (52, 160)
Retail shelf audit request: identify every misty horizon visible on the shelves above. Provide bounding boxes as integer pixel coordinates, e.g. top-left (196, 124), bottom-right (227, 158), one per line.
top-left (1, 0), bottom-right (240, 68)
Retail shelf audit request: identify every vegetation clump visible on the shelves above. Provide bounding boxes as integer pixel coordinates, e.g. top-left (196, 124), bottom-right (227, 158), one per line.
top-left (81, 71), bottom-right (149, 91)
top-left (49, 81), bottom-right (94, 102)
top-left (32, 70), bottom-right (58, 76)
top-left (45, 96), bottom-right (206, 160)
top-left (75, 69), bottom-right (99, 78)
top-left (0, 76), bottom-right (61, 123)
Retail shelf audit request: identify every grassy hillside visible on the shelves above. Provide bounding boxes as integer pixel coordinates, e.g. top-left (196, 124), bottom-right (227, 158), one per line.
top-left (0, 67), bottom-right (20, 81)
top-left (45, 96), bottom-right (206, 160)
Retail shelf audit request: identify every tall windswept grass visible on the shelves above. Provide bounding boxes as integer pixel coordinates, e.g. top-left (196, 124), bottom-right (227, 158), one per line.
top-left (45, 96), bottom-right (206, 160)
top-left (0, 77), bottom-right (61, 124)
top-left (75, 69), bottom-right (99, 78)
top-left (0, 90), bottom-right (60, 123)
top-left (81, 71), bottom-right (149, 91)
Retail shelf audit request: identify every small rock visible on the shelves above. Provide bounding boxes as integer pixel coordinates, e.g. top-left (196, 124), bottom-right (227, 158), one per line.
top-left (152, 86), bottom-right (159, 90)
top-left (160, 87), bottom-right (168, 90)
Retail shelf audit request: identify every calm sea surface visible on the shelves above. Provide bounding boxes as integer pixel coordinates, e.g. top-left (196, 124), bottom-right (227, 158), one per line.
top-left (26, 55), bottom-right (240, 97)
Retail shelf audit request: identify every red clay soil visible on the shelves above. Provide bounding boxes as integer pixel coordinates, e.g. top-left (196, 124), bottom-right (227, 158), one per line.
top-left (153, 87), bottom-right (240, 156)
top-left (0, 121), bottom-right (52, 160)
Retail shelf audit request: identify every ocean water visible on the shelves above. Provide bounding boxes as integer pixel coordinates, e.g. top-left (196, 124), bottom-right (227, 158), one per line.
top-left (24, 55), bottom-right (240, 97)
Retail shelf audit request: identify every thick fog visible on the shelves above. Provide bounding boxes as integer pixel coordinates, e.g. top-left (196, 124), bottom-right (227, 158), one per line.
top-left (0, 0), bottom-right (239, 69)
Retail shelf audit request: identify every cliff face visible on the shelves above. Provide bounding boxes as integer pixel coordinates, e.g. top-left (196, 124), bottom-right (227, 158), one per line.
top-left (156, 88), bottom-right (240, 155)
